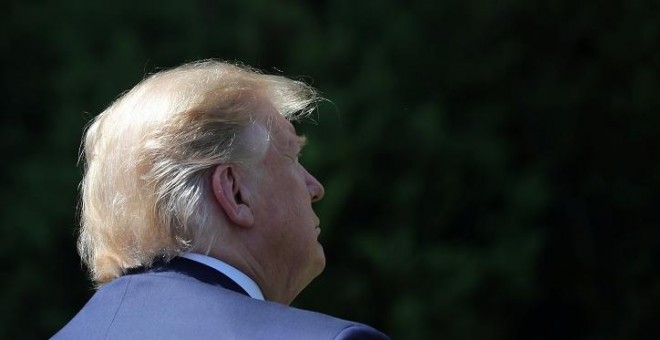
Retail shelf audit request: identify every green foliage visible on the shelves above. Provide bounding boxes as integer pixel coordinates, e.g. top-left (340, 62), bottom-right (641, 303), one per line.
top-left (2, 0), bottom-right (659, 338)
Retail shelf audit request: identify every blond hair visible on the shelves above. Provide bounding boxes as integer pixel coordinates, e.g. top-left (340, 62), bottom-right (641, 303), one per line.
top-left (78, 60), bottom-right (320, 284)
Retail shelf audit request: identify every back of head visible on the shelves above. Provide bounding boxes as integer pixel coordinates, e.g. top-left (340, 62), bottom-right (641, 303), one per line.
top-left (78, 60), bottom-right (320, 285)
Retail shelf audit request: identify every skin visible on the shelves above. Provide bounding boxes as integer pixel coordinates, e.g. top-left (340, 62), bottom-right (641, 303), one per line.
top-left (206, 99), bottom-right (326, 305)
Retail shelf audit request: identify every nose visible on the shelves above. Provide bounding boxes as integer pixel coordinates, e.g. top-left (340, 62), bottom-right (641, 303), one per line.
top-left (306, 170), bottom-right (325, 203)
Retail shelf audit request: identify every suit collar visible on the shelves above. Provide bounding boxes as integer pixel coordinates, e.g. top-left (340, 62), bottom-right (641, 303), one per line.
top-left (127, 257), bottom-right (250, 297)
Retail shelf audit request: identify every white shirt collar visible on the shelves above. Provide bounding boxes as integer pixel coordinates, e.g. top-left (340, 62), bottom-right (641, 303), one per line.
top-left (180, 252), bottom-right (265, 301)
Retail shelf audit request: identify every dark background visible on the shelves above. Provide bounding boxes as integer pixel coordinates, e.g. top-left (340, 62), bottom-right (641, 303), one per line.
top-left (2, 0), bottom-right (659, 339)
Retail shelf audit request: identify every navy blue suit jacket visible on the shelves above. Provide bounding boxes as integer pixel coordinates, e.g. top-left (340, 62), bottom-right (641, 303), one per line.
top-left (53, 258), bottom-right (389, 339)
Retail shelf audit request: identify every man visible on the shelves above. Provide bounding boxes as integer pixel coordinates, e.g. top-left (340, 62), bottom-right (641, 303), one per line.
top-left (54, 60), bottom-right (389, 339)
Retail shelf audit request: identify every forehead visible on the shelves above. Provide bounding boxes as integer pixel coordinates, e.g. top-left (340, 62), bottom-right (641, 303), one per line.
top-left (256, 100), bottom-right (302, 143)
top-left (270, 117), bottom-right (305, 151)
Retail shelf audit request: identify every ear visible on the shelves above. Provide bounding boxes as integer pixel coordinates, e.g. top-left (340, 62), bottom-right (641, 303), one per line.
top-left (210, 164), bottom-right (254, 228)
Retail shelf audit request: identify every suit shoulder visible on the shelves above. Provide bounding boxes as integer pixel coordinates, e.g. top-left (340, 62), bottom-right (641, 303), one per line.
top-left (335, 324), bottom-right (390, 340)
top-left (54, 272), bottom-right (389, 339)
top-left (257, 304), bottom-right (389, 339)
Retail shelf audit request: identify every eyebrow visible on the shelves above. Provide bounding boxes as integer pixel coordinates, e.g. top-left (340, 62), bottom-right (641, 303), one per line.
top-left (291, 135), bottom-right (307, 154)
top-left (297, 135), bottom-right (308, 148)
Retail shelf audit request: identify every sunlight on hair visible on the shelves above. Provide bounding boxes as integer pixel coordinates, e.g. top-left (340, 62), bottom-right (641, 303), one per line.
top-left (78, 60), bottom-right (322, 284)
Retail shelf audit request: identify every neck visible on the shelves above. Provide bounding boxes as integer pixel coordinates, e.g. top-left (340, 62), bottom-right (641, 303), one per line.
top-left (204, 240), bottom-right (300, 305)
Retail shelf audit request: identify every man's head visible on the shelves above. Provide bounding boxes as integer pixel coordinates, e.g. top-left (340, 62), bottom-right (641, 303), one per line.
top-left (79, 60), bottom-right (325, 302)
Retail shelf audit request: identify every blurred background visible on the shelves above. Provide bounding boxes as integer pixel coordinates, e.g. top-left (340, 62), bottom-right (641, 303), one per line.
top-left (2, 0), bottom-right (659, 338)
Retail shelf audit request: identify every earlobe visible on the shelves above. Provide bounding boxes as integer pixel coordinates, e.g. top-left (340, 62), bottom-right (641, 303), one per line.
top-left (211, 165), bottom-right (255, 227)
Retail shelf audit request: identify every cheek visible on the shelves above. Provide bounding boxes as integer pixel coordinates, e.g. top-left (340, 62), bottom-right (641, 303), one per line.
top-left (257, 167), bottom-right (312, 226)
